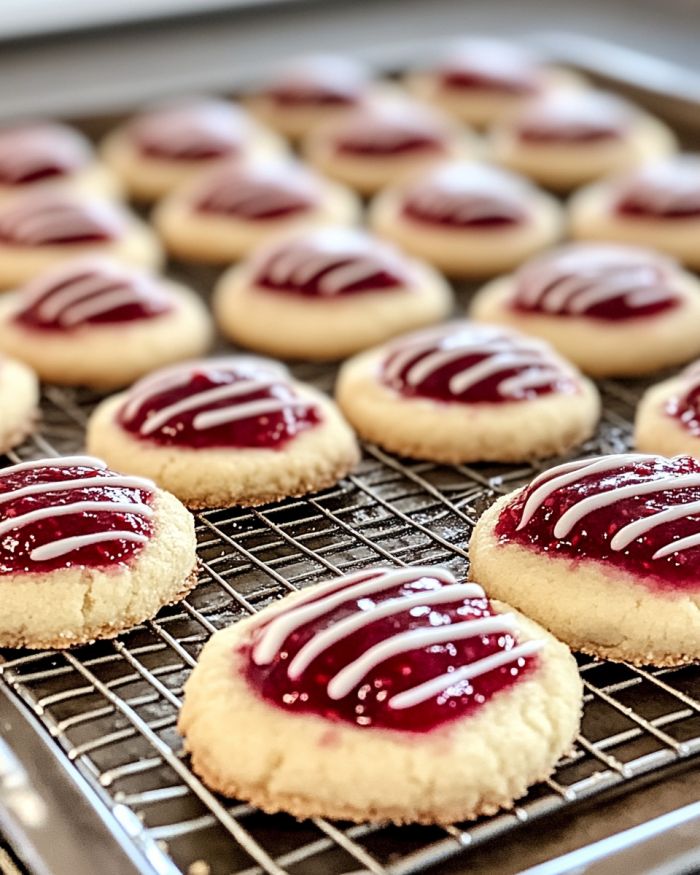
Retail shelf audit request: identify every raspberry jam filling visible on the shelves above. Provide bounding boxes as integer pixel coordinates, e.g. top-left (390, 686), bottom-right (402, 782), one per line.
top-left (130, 100), bottom-right (245, 161)
top-left (614, 160), bottom-right (700, 219)
top-left (496, 453), bottom-right (700, 591)
top-left (437, 41), bottom-right (541, 95)
top-left (515, 92), bottom-right (630, 144)
top-left (664, 363), bottom-right (700, 436)
top-left (333, 108), bottom-right (449, 157)
top-left (0, 194), bottom-right (125, 246)
top-left (401, 163), bottom-right (529, 229)
top-left (244, 566), bottom-right (542, 732)
top-left (14, 258), bottom-right (173, 331)
top-left (195, 165), bottom-right (320, 220)
top-left (0, 456), bottom-right (154, 574)
top-left (263, 56), bottom-right (367, 107)
top-left (511, 244), bottom-right (681, 321)
top-left (381, 323), bottom-right (577, 404)
top-left (117, 357), bottom-right (321, 450)
top-left (0, 124), bottom-right (91, 186)
top-left (252, 229), bottom-right (410, 298)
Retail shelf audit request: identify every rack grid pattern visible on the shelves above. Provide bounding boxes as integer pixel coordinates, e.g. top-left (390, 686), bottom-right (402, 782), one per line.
top-left (1, 375), bottom-right (699, 875)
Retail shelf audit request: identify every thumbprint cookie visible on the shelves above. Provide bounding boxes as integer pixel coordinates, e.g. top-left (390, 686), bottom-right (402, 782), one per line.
top-left (471, 243), bottom-right (700, 376)
top-left (0, 455), bottom-right (197, 649)
top-left (369, 161), bottom-right (562, 277)
top-left (636, 361), bottom-right (700, 457)
top-left (101, 98), bottom-right (286, 202)
top-left (570, 156), bottom-right (700, 270)
top-left (87, 356), bottom-right (360, 508)
top-left (178, 565), bottom-right (581, 824)
top-left (470, 453), bottom-right (700, 665)
top-left (153, 161), bottom-right (360, 264)
top-left (0, 355), bottom-right (39, 452)
top-left (0, 256), bottom-right (212, 388)
top-left (0, 190), bottom-right (162, 288)
top-left (336, 321), bottom-right (599, 463)
top-left (303, 98), bottom-right (477, 196)
top-left (0, 121), bottom-right (120, 201)
top-left (490, 89), bottom-right (676, 191)
top-left (245, 55), bottom-right (374, 140)
top-left (213, 227), bottom-right (452, 360)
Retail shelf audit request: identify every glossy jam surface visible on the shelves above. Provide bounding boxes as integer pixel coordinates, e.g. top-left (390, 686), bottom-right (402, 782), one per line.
top-left (401, 163), bottom-right (529, 229)
top-left (130, 100), bottom-right (245, 161)
top-left (117, 358), bottom-right (322, 450)
top-left (614, 159), bottom-right (700, 219)
top-left (381, 323), bottom-right (577, 404)
top-left (252, 228), bottom-right (410, 298)
top-left (263, 56), bottom-right (367, 107)
top-left (437, 40), bottom-right (542, 95)
top-left (511, 244), bottom-right (681, 321)
top-left (195, 164), bottom-right (319, 220)
top-left (0, 194), bottom-right (124, 246)
top-left (515, 92), bottom-right (630, 144)
top-left (0, 457), bottom-right (154, 574)
top-left (244, 567), bottom-right (540, 732)
top-left (665, 364), bottom-right (700, 436)
top-left (496, 453), bottom-right (700, 591)
top-left (333, 106), bottom-right (449, 157)
top-left (0, 123), bottom-right (91, 186)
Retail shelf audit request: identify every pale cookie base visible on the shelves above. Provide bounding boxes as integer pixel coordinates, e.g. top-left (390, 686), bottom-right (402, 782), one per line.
top-left (336, 347), bottom-right (600, 463)
top-left (470, 272), bottom-right (700, 377)
top-left (470, 494), bottom-right (700, 666)
top-left (0, 283), bottom-right (213, 389)
top-left (0, 163), bottom-right (123, 203)
top-left (489, 116), bottom-right (676, 192)
top-left (101, 127), bottom-right (287, 202)
top-left (569, 182), bottom-right (700, 270)
top-left (178, 599), bottom-right (581, 824)
top-left (0, 489), bottom-right (198, 650)
top-left (635, 376), bottom-right (700, 457)
top-left (212, 259), bottom-right (453, 360)
top-left (0, 219), bottom-right (163, 289)
top-left (369, 187), bottom-right (563, 278)
top-left (86, 385), bottom-right (361, 508)
top-left (0, 357), bottom-right (40, 452)
top-left (153, 182), bottom-right (361, 264)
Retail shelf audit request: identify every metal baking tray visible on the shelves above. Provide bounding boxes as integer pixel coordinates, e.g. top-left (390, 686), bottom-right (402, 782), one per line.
top-left (2, 35), bottom-right (700, 875)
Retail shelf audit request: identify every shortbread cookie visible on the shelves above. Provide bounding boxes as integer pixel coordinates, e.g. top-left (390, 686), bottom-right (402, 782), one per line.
top-left (0, 256), bottom-right (212, 388)
top-left (245, 55), bottom-right (373, 140)
top-left (635, 362), bottom-right (700, 457)
top-left (153, 161), bottom-right (360, 264)
top-left (0, 121), bottom-right (120, 201)
top-left (405, 38), bottom-right (584, 128)
top-left (213, 227), bottom-right (452, 360)
top-left (369, 161), bottom-right (562, 277)
top-left (470, 453), bottom-right (700, 665)
top-left (101, 98), bottom-right (286, 202)
top-left (570, 156), bottom-right (700, 269)
top-left (490, 90), bottom-right (676, 191)
top-left (470, 243), bottom-right (700, 377)
top-left (0, 190), bottom-right (162, 288)
top-left (303, 98), bottom-right (477, 195)
top-left (179, 564), bottom-right (581, 824)
top-left (336, 321), bottom-right (599, 463)
top-left (0, 455), bottom-right (197, 649)
top-left (87, 356), bottom-right (360, 508)
top-left (0, 356), bottom-right (40, 452)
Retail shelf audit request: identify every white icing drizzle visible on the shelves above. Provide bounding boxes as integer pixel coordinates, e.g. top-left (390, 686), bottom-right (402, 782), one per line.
top-left (0, 195), bottom-right (124, 246)
top-left (0, 500), bottom-right (153, 539)
top-left (618, 159), bottom-right (700, 214)
top-left (0, 473), bottom-right (155, 505)
top-left (272, 55), bottom-right (367, 98)
top-left (517, 90), bottom-right (631, 137)
top-left (31, 531), bottom-right (149, 562)
top-left (0, 124), bottom-right (90, 183)
top-left (440, 39), bottom-right (540, 91)
top-left (197, 165), bottom-right (316, 218)
top-left (131, 100), bottom-right (243, 156)
top-left (335, 105), bottom-right (446, 152)
top-left (0, 455), bottom-right (107, 475)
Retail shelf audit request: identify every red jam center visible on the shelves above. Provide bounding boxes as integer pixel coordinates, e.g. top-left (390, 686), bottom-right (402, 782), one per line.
top-left (334, 110), bottom-right (448, 157)
top-left (131, 101), bottom-right (243, 161)
top-left (516, 93), bottom-right (630, 143)
top-left (665, 367), bottom-right (700, 436)
top-left (14, 261), bottom-right (173, 331)
top-left (614, 161), bottom-right (700, 219)
top-left (0, 194), bottom-right (124, 246)
top-left (0, 459), bottom-right (153, 574)
top-left (511, 245), bottom-right (680, 321)
top-left (496, 454), bottom-right (700, 591)
top-left (438, 43), bottom-right (541, 95)
top-left (117, 360), bottom-right (322, 450)
top-left (381, 324), bottom-right (576, 404)
top-left (252, 230), bottom-right (409, 298)
top-left (195, 166), bottom-right (319, 220)
top-left (244, 569), bottom-right (539, 732)
top-left (0, 124), bottom-right (90, 186)
top-left (264, 57), bottom-right (366, 106)
top-left (401, 164), bottom-right (529, 229)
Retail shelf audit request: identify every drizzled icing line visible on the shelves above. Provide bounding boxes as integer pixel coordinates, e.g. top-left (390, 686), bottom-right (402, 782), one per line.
top-left (251, 566), bottom-right (543, 710)
top-left (196, 169), bottom-right (317, 218)
top-left (0, 125), bottom-right (90, 184)
top-left (0, 197), bottom-right (123, 246)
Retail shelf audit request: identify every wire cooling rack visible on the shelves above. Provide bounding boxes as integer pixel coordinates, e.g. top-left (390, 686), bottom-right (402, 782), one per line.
top-left (0, 367), bottom-right (699, 875)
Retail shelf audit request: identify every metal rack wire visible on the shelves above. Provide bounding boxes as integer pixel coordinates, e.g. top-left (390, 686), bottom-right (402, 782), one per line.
top-left (1, 371), bottom-right (699, 875)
